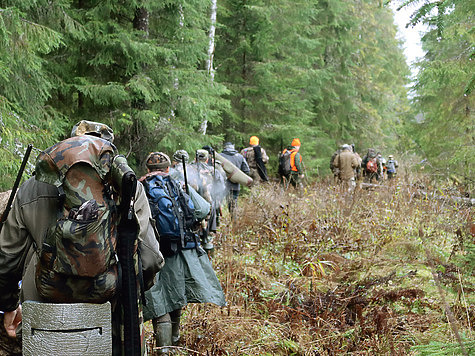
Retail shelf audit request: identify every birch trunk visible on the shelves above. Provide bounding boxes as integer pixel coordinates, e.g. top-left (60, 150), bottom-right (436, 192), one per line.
top-left (200, 0), bottom-right (218, 135)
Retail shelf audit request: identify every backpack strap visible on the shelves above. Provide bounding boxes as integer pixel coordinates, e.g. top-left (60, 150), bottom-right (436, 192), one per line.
top-left (170, 180), bottom-right (204, 255)
top-left (162, 179), bottom-right (186, 248)
top-left (172, 180), bottom-right (195, 227)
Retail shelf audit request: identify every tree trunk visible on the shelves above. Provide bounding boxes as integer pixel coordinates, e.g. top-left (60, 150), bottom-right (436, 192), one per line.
top-left (133, 7), bottom-right (149, 35)
top-left (200, 0), bottom-right (218, 135)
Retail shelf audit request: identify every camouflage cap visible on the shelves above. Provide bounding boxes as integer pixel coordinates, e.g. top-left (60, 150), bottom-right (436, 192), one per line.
top-left (146, 152), bottom-right (171, 171)
top-left (173, 150), bottom-right (189, 163)
top-left (196, 149), bottom-right (209, 162)
top-left (71, 120), bottom-right (114, 143)
top-left (201, 145), bottom-right (214, 155)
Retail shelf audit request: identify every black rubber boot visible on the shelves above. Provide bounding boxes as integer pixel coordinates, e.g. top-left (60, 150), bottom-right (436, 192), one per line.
top-left (153, 315), bottom-right (173, 355)
top-left (169, 309), bottom-right (182, 346)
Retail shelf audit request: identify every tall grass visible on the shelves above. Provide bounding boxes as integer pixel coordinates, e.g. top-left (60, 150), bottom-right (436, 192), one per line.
top-left (147, 176), bottom-right (474, 355)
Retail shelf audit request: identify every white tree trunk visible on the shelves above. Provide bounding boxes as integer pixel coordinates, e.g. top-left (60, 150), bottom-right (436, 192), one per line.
top-left (206, 0), bottom-right (217, 81)
top-left (200, 0), bottom-right (218, 135)
top-left (169, 5), bottom-right (184, 120)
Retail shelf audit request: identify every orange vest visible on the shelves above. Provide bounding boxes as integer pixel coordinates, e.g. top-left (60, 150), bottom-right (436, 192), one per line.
top-left (290, 149), bottom-right (301, 172)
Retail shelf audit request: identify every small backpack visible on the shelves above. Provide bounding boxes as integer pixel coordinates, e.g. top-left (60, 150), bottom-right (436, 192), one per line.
top-left (34, 135), bottom-right (121, 304)
top-left (278, 150), bottom-right (292, 177)
top-left (144, 174), bottom-right (197, 256)
top-left (329, 150), bottom-right (340, 171)
top-left (366, 158), bottom-right (378, 173)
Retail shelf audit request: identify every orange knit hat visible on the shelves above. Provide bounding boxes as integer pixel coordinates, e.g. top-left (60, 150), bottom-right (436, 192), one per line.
top-left (291, 138), bottom-right (301, 147)
top-left (249, 136), bottom-right (259, 145)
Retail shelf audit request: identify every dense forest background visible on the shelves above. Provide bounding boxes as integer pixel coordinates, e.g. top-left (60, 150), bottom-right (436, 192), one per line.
top-left (0, 1), bottom-right (473, 355)
top-left (0, 0), bottom-right (473, 190)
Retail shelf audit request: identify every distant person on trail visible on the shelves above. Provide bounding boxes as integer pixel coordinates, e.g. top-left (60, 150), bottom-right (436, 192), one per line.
top-left (376, 153), bottom-right (386, 181)
top-left (0, 121), bottom-right (163, 356)
top-left (352, 144), bottom-right (363, 180)
top-left (279, 138), bottom-right (304, 189)
top-left (240, 135), bottom-right (269, 183)
top-left (189, 149), bottom-right (214, 203)
top-left (334, 144), bottom-right (359, 192)
top-left (169, 149), bottom-right (191, 184)
top-left (140, 152), bottom-right (225, 354)
top-left (385, 154), bottom-right (399, 179)
top-left (170, 150), bottom-right (214, 256)
top-left (198, 145), bottom-right (227, 257)
top-left (362, 148), bottom-right (378, 183)
top-left (220, 142), bottom-right (250, 218)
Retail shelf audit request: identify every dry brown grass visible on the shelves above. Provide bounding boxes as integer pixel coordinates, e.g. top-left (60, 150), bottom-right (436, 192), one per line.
top-left (146, 177), bottom-right (474, 355)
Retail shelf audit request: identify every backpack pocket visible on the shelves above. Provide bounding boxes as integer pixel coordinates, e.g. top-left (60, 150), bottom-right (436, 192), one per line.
top-left (158, 235), bottom-right (181, 257)
top-left (35, 260), bottom-right (118, 304)
top-left (52, 204), bottom-right (116, 277)
top-left (35, 201), bottom-right (119, 303)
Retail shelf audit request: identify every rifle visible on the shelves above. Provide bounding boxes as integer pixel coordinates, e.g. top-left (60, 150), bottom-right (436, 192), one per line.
top-left (182, 156), bottom-right (189, 195)
top-left (0, 144), bottom-right (33, 232)
top-left (253, 145), bottom-right (269, 182)
top-left (116, 164), bottom-right (141, 355)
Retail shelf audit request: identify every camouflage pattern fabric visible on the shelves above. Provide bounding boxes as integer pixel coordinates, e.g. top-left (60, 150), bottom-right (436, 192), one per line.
top-left (35, 135), bottom-right (120, 303)
top-left (146, 152), bottom-right (171, 170)
top-left (35, 135), bottom-right (116, 189)
top-left (173, 150), bottom-right (189, 163)
top-left (196, 149), bottom-right (209, 162)
top-left (71, 120), bottom-right (114, 142)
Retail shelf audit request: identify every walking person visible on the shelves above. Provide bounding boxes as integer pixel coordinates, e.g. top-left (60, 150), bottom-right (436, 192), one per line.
top-left (240, 136), bottom-right (269, 183)
top-left (220, 142), bottom-right (250, 219)
top-left (334, 144), bottom-right (359, 192)
top-left (0, 121), bottom-right (163, 355)
top-left (140, 152), bottom-right (225, 354)
top-left (385, 154), bottom-right (399, 179)
top-left (279, 138), bottom-right (305, 190)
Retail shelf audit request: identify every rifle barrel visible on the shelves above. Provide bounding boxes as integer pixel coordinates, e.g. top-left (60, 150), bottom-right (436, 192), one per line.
top-left (182, 156), bottom-right (189, 195)
top-left (0, 144), bottom-right (33, 225)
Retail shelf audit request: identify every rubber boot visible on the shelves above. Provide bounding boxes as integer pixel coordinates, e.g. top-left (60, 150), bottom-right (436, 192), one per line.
top-left (153, 315), bottom-right (173, 355)
top-left (169, 309), bottom-right (182, 346)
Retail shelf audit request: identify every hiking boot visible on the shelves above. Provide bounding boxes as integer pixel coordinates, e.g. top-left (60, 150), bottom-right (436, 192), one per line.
top-left (170, 311), bottom-right (181, 346)
top-left (153, 318), bottom-right (173, 355)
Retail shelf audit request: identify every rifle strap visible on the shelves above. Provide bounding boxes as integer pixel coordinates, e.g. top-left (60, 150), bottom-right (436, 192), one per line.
top-left (118, 173), bottom-right (140, 355)
top-left (164, 179), bottom-right (185, 248)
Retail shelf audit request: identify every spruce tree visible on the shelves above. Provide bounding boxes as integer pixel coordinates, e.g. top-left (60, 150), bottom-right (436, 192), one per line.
top-left (401, 0), bottom-right (474, 185)
top-left (0, 1), bottom-right (64, 189)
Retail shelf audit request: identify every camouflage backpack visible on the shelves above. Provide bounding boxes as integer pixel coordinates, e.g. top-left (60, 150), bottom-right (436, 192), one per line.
top-left (34, 135), bottom-right (123, 303)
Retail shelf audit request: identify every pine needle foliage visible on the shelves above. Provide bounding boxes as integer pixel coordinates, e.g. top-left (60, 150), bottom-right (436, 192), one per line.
top-left (213, 0), bottom-right (410, 176)
top-left (398, 0), bottom-right (474, 189)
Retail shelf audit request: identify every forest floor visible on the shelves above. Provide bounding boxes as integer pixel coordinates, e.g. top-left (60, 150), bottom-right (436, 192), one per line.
top-left (145, 175), bottom-right (474, 355)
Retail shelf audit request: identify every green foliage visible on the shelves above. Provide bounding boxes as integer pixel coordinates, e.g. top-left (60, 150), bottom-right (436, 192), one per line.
top-left (0, 2), bottom-right (66, 189)
top-left (400, 0), bottom-right (474, 187)
top-left (0, 0), bottom-right (468, 189)
top-left (411, 339), bottom-right (475, 355)
top-left (213, 0), bottom-right (410, 177)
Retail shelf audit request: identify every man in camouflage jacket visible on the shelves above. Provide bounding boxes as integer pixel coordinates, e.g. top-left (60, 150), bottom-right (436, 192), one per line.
top-left (0, 121), bottom-right (163, 355)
